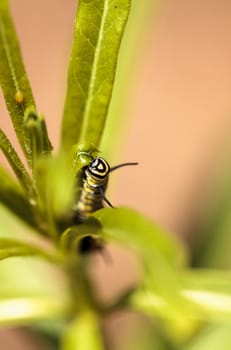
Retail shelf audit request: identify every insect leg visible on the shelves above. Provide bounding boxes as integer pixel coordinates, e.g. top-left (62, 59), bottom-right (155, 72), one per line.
top-left (99, 187), bottom-right (114, 208)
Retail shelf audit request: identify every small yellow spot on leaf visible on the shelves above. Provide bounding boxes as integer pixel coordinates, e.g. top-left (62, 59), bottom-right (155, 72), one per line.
top-left (15, 90), bottom-right (24, 104)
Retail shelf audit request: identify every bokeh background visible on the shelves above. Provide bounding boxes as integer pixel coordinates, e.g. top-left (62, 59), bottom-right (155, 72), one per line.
top-left (1, 0), bottom-right (231, 348)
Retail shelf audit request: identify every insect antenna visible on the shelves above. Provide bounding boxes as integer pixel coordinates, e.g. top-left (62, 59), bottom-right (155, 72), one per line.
top-left (110, 162), bottom-right (138, 172)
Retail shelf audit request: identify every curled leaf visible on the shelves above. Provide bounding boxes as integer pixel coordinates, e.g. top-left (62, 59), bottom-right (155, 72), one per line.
top-left (92, 207), bottom-right (185, 266)
top-left (0, 238), bottom-right (59, 263)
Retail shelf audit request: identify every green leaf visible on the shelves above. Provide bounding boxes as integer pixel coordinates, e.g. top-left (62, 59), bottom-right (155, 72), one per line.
top-left (35, 152), bottom-right (75, 237)
top-left (130, 269), bottom-right (231, 344)
top-left (59, 218), bottom-right (102, 251)
top-left (0, 238), bottom-right (60, 263)
top-left (92, 207), bottom-right (185, 266)
top-left (0, 257), bottom-right (67, 297)
top-left (0, 202), bottom-right (45, 243)
top-left (92, 208), bottom-right (189, 341)
top-left (0, 165), bottom-right (34, 226)
top-left (130, 266), bottom-right (198, 343)
top-left (182, 323), bottom-right (231, 350)
top-left (0, 0), bottom-right (36, 163)
top-left (24, 107), bottom-right (53, 174)
top-left (0, 129), bottom-right (34, 196)
top-left (179, 269), bottom-right (231, 322)
top-left (100, 0), bottom-right (160, 158)
top-left (61, 0), bottom-right (131, 151)
top-left (0, 296), bottom-right (67, 326)
top-left (0, 253), bottom-right (69, 326)
top-left (61, 312), bottom-right (104, 350)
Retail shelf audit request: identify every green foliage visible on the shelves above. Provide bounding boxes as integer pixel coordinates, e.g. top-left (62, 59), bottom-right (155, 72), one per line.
top-left (0, 256), bottom-right (69, 326)
top-left (61, 312), bottom-right (104, 350)
top-left (0, 0), bottom-right (36, 164)
top-left (24, 107), bottom-right (52, 174)
top-left (61, 0), bottom-right (131, 151)
top-left (0, 166), bottom-right (34, 225)
top-left (0, 0), bottom-right (230, 349)
top-left (131, 269), bottom-right (231, 327)
top-left (0, 238), bottom-right (59, 262)
top-left (92, 207), bottom-right (185, 265)
top-left (182, 323), bottom-right (231, 350)
top-left (0, 296), bottom-right (67, 326)
top-left (0, 129), bottom-right (34, 195)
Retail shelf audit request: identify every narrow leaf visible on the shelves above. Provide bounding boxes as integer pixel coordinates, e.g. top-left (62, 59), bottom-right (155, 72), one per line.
top-left (0, 238), bottom-right (60, 263)
top-left (61, 0), bottom-right (131, 150)
top-left (0, 297), bottom-right (67, 326)
top-left (182, 323), bottom-right (231, 350)
top-left (0, 165), bottom-right (34, 226)
top-left (131, 270), bottom-right (231, 326)
top-left (0, 256), bottom-right (68, 300)
top-left (180, 269), bottom-right (231, 321)
top-left (100, 0), bottom-right (160, 158)
top-left (35, 152), bottom-right (75, 237)
top-left (24, 107), bottom-right (53, 173)
top-left (0, 0), bottom-right (36, 163)
top-left (61, 312), bottom-right (104, 350)
top-left (39, 115), bottom-right (53, 155)
top-left (0, 129), bottom-right (34, 196)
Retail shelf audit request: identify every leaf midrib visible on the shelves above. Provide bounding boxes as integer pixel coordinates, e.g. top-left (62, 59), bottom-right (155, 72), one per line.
top-left (79, 0), bottom-right (109, 140)
top-left (0, 19), bottom-right (19, 91)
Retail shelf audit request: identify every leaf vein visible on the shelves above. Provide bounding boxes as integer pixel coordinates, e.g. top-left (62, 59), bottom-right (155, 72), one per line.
top-left (0, 19), bottom-right (19, 92)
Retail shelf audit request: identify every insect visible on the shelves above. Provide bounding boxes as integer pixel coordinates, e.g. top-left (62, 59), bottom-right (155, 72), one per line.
top-left (74, 156), bottom-right (138, 222)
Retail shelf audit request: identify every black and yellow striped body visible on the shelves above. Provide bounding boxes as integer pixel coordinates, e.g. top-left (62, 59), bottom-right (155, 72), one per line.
top-left (76, 157), bottom-right (110, 221)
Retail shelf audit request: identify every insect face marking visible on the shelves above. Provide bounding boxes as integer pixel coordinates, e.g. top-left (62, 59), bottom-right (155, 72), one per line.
top-left (87, 157), bottom-right (110, 179)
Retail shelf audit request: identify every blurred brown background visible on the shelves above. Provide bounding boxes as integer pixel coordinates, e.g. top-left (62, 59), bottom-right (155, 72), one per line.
top-left (1, 0), bottom-right (231, 348)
